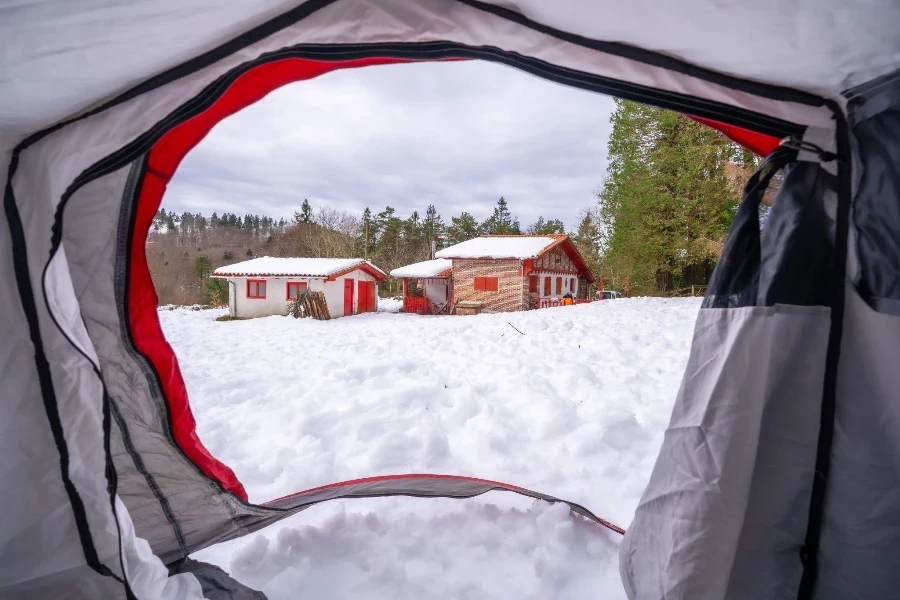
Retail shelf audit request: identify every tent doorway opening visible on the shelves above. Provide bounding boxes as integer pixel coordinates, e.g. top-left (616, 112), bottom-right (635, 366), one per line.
top-left (147, 58), bottom-right (634, 503)
top-left (145, 58), bottom-right (654, 594)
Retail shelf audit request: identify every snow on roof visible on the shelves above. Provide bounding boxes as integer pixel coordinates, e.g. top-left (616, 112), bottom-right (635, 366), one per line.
top-left (213, 257), bottom-right (384, 278)
top-left (389, 258), bottom-right (453, 279)
top-left (435, 236), bottom-right (561, 260)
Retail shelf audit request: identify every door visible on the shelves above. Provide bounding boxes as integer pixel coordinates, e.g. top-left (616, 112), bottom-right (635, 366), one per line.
top-left (343, 279), bottom-right (354, 316)
top-left (358, 281), bottom-right (375, 313)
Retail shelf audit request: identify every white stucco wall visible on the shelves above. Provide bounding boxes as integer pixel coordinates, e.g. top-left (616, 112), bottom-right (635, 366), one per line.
top-left (223, 269), bottom-right (379, 319)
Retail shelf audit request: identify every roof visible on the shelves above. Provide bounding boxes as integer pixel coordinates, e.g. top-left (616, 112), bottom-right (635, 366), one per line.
top-left (212, 257), bottom-right (387, 281)
top-left (436, 235), bottom-right (562, 260)
top-left (390, 258), bottom-right (453, 279)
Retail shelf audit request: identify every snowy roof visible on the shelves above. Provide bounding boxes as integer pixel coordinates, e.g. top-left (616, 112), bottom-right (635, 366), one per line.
top-left (390, 258), bottom-right (453, 279)
top-left (213, 257), bottom-right (387, 279)
top-left (435, 236), bottom-right (562, 260)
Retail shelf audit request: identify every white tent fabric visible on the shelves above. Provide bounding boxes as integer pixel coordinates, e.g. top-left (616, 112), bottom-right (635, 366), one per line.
top-left (2, 1), bottom-right (899, 599)
top-left (3, 0), bottom-right (899, 143)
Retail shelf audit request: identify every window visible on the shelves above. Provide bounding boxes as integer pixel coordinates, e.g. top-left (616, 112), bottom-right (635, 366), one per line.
top-left (529, 276), bottom-right (538, 293)
top-left (474, 276), bottom-right (499, 292)
top-left (247, 279), bottom-right (266, 299)
top-left (543, 276), bottom-right (551, 296)
top-left (556, 277), bottom-right (562, 295)
top-left (286, 281), bottom-right (307, 299)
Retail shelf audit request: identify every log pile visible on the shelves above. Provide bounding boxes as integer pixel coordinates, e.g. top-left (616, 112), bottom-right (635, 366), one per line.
top-left (288, 290), bottom-right (330, 320)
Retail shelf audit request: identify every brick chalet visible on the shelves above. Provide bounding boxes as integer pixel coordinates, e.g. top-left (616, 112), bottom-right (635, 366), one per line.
top-left (390, 234), bottom-right (594, 315)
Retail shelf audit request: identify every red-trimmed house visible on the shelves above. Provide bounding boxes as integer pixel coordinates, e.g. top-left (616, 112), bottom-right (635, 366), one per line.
top-left (393, 235), bottom-right (594, 315)
top-left (212, 257), bottom-right (387, 319)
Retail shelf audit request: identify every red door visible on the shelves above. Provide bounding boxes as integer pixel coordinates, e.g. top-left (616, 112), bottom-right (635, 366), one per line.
top-left (343, 279), bottom-right (354, 316)
top-left (358, 281), bottom-right (375, 313)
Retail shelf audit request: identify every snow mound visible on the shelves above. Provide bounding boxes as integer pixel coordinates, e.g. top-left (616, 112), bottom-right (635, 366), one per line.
top-left (377, 297), bottom-right (403, 313)
top-left (161, 298), bottom-right (702, 599)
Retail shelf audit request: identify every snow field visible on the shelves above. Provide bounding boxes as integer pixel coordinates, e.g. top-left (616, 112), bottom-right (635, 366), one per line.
top-left (162, 298), bottom-right (702, 599)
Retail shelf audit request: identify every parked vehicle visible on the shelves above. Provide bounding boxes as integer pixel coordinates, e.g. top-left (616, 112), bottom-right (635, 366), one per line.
top-left (597, 290), bottom-right (622, 300)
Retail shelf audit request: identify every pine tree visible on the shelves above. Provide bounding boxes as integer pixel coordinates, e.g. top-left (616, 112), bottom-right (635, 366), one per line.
top-left (361, 207), bottom-right (374, 259)
top-left (480, 197), bottom-right (521, 235)
top-left (422, 204), bottom-right (446, 250)
top-left (294, 199), bottom-right (313, 224)
top-left (569, 209), bottom-right (602, 281)
top-left (526, 216), bottom-right (565, 235)
top-left (447, 212), bottom-right (480, 244)
top-left (403, 211), bottom-right (421, 238)
top-left (194, 255), bottom-right (213, 280)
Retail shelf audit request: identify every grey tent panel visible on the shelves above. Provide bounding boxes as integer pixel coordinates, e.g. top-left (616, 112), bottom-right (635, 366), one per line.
top-left (619, 304), bottom-right (830, 599)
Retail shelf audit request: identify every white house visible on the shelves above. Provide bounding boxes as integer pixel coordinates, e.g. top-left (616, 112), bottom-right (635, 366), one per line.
top-left (213, 257), bottom-right (388, 319)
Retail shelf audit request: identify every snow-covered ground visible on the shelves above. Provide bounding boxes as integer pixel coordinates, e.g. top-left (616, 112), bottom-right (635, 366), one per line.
top-left (161, 298), bottom-right (701, 599)
top-left (377, 297), bottom-right (403, 313)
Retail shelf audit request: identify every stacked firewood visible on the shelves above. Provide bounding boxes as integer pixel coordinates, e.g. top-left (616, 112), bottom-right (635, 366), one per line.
top-left (288, 290), bottom-right (330, 320)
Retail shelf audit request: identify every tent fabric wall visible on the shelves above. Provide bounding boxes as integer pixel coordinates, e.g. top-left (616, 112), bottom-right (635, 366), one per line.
top-left (1, 0), bottom-right (899, 598)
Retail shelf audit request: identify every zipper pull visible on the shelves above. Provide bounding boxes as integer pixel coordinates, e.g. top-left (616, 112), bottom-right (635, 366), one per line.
top-left (780, 135), bottom-right (837, 163)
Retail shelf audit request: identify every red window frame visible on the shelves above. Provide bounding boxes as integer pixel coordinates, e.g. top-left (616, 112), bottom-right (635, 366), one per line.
top-left (474, 276), bottom-right (499, 292)
top-left (556, 277), bottom-right (562, 295)
top-left (286, 281), bottom-right (307, 300)
top-left (247, 279), bottom-right (266, 299)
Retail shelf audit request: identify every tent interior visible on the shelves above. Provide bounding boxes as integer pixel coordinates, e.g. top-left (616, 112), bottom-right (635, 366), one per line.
top-left (2, 1), bottom-right (899, 599)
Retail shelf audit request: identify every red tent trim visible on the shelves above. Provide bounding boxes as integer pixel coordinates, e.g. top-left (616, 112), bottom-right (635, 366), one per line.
top-left (689, 115), bottom-right (781, 156)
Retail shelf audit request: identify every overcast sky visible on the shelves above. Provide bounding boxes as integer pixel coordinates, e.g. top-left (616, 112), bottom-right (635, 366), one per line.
top-left (165, 60), bottom-right (616, 232)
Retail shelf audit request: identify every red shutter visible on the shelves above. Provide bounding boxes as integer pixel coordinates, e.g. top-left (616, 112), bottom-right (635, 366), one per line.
top-left (474, 277), bottom-right (484, 291)
top-left (529, 276), bottom-right (537, 293)
top-left (543, 277), bottom-right (551, 296)
top-left (486, 277), bottom-right (499, 292)
top-left (556, 277), bottom-right (562, 294)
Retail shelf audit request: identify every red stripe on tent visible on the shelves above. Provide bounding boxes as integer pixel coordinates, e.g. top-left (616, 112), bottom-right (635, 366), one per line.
top-left (131, 57), bottom-right (417, 500)
top-left (689, 116), bottom-right (782, 156)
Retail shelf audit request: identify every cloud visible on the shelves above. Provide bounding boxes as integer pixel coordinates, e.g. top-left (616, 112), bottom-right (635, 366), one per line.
top-left (165, 60), bottom-right (616, 231)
